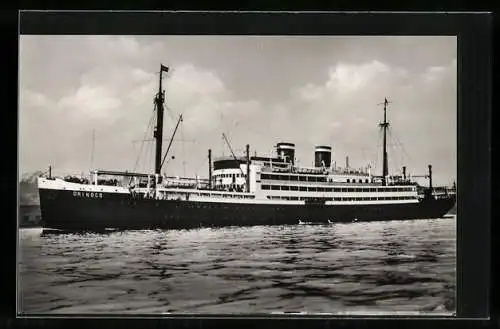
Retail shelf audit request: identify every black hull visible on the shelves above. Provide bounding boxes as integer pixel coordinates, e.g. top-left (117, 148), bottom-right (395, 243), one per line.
top-left (39, 188), bottom-right (456, 231)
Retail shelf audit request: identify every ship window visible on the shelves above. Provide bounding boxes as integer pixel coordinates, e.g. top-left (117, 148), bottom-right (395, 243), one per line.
top-left (290, 186), bottom-right (298, 191)
top-left (271, 185), bottom-right (280, 190)
top-left (362, 188), bottom-right (369, 192)
top-left (333, 188), bottom-right (340, 192)
top-left (290, 175), bottom-right (298, 181)
top-left (358, 179), bottom-right (362, 183)
top-left (346, 179), bottom-right (350, 183)
top-left (299, 186), bottom-right (307, 191)
top-left (308, 176), bottom-right (317, 182)
top-left (365, 179), bottom-right (369, 183)
top-left (261, 174), bottom-right (269, 180)
top-left (281, 185), bottom-right (290, 191)
top-left (308, 187), bottom-right (317, 192)
top-left (299, 176), bottom-right (307, 181)
top-left (261, 185), bottom-right (270, 190)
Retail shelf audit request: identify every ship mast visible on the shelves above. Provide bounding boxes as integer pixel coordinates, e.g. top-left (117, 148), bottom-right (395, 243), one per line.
top-left (154, 64), bottom-right (169, 175)
top-left (379, 98), bottom-right (390, 186)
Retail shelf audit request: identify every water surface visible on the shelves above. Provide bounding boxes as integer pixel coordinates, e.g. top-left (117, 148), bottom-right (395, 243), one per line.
top-left (18, 217), bottom-right (456, 315)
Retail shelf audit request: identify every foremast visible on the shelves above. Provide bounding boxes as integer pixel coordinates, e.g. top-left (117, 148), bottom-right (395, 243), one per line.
top-left (154, 64), bottom-right (169, 175)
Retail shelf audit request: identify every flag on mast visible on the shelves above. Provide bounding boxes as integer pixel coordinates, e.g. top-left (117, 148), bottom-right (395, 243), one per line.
top-left (161, 64), bottom-right (169, 73)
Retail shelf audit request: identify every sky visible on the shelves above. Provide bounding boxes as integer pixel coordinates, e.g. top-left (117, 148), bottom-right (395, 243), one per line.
top-left (19, 35), bottom-right (457, 186)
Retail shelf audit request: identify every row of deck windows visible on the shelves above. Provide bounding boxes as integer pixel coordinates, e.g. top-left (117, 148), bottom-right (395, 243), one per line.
top-left (192, 192), bottom-right (254, 199)
top-left (266, 196), bottom-right (417, 201)
top-left (214, 173), bottom-right (246, 178)
top-left (261, 185), bottom-right (414, 192)
top-left (260, 173), bottom-right (370, 184)
top-left (261, 173), bottom-right (328, 182)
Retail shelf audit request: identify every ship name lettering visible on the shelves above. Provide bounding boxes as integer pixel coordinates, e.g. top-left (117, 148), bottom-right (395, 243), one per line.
top-left (72, 191), bottom-right (103, 199)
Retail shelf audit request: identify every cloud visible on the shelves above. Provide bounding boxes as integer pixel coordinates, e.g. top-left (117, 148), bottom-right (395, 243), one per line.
top-left (21, 90), bottom-right (51, 109)
top-left (326, 60), bottom-right (390, 93)
top-left (58, 85), bottom-right (122, 120)
top-left (282, 58), bottom-right (456, 184)
top-left (19, 36), bottom-right (457, 185)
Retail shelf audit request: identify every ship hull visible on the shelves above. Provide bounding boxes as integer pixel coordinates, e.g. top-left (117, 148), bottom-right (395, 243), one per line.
top-left (38, 188), bottom-right (456, 231)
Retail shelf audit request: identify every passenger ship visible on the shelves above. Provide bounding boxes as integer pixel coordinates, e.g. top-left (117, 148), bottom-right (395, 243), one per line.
top-left (36, 64), bottom-right (456, 230)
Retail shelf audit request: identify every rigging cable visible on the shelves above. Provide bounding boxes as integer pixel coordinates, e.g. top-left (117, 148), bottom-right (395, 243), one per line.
top-left (391, 128), bottom-right (413, 164)
top-left (388, 128), bottom-right (406, 175)
top-left (181, 119), bottom-right (187, 177)
top-left (132, 109), bottom-right (155, 173)
top-left (387, 128), bottom-right (397, 174)
top-left (130, 72), bottom-right (162, 173)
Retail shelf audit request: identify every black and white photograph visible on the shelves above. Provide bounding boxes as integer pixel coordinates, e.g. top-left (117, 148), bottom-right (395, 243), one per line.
top-left (18, 34), bottom-right (457, 315)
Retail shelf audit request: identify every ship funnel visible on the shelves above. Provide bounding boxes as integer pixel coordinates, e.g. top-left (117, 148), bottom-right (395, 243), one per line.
top-left (276, 142), bottom-right (295, 165)
top-left (314, 145), bottom-right (332, 168)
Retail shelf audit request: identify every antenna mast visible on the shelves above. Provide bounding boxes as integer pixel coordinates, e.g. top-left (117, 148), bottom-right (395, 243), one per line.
top-left (154, 64), bottom-right (169, 175)
top-left (379, 98), bottom-right (390, 186)
top-left (90, 129), bottom-right (95, 169)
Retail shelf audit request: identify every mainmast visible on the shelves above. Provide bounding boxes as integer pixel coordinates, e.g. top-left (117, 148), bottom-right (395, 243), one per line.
top-left (154, 64), bottom-right (169, 175)
top-left (379, 98), bottom-right (390, 186)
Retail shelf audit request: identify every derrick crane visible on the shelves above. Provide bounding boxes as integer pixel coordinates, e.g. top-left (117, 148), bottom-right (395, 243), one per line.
top-left (222, 133), bottom-right (246, 179)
